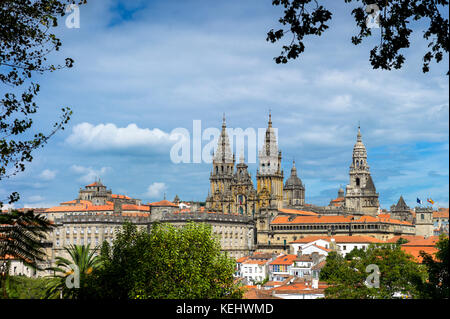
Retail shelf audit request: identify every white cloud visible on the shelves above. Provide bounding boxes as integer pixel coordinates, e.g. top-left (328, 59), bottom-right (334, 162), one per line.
top-left (39, 169), bottom-right (57, 181)
top-left (145, 182), bottom-right (167, 199)
top-left (27, 195), bottom-right (45, 203)
top-left (66, 122), bottom-right (178, 151)
top-left (70, 165), bottom-right (111, 184)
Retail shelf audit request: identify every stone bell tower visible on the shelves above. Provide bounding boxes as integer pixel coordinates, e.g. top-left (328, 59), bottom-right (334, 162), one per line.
top-left (205, 114), bottom-right (235, 213)
top-left (256, 112), bottom-right (284, 210)
top-left (344, 125), bottom-right (379, 216)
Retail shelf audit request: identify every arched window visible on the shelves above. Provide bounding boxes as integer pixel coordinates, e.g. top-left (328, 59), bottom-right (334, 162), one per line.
top-left (239, 207), bottom-right (244, 215)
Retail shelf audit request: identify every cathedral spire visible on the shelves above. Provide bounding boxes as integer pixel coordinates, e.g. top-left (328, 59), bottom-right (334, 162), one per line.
top-left (268, 110), bottom-right (272, 128)
top-left (222, 113), bottom-right (226, 129)
top-left (357, 123), bottom-right (362, 143)
top-left (214, 114), bottom-right (233, 164)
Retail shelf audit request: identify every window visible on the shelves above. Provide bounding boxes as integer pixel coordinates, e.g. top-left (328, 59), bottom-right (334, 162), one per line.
top-left (421, 214), bottom-right (424, 220)
top-left (343, 245), bottom-right (346, 250)
top-left (356, 178), bottom-right (360, 186)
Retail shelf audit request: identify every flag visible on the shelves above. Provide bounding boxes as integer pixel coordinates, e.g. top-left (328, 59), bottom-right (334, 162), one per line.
top-left (417, 198), bottom-right (422, 205)
top-left (427, 198), bottom-right (435, 205)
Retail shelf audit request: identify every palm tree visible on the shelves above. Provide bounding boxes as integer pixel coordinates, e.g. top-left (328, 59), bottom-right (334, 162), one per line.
top-left (0, 210), bottom-right (53, 298)
top-left (45, 244), bottom-right (101, 299)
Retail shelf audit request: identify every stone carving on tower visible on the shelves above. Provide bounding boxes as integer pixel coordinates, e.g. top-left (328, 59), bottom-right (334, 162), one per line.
top-left (231, 152), bottom-right (258, 216)
top-left (283, 160), bottom-right (305, 207)
top-left (344, 126), bottom-right (380, 216)
top-left (206, 114), bottom-right (235, 213)
top-left (256, 112), bottom-right (284, 210)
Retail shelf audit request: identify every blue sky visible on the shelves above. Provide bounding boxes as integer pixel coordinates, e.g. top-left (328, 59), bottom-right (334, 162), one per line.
top-left (2, 0), bottom-right (448, 210)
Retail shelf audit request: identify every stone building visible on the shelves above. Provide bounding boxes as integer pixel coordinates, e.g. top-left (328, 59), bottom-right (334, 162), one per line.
top-left (390, 196), bottom-right (414, 223)
top-left (414, 207), bottom-right (434, 237)
top-left (344, 126), bottom-right (380, 216)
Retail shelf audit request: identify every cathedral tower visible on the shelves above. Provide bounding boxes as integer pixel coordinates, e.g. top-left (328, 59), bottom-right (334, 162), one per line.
top-left (206, 114), bottom-right (235, 213)
top-left (344, 126), bottom-right (379, 216)
top-left (256, 112), bottom-right (284, 210)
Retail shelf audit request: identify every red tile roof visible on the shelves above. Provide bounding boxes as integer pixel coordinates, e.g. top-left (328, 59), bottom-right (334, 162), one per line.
top-left (434, 209), bottom-right (449, 218)
top-left (149, 200), bottom-right (178, 207)
top-left (290, 235), bottom-right (382, 244)
top-left (278, 208), bottom-right (318, 216)
top-left (269, 254), bottom-right (297, 266)
top-left (272, 214), bottom-right (413, 225)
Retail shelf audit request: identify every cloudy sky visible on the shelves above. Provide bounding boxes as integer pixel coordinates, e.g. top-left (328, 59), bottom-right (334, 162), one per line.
top-left (2, 0), bottom-right (448, 210)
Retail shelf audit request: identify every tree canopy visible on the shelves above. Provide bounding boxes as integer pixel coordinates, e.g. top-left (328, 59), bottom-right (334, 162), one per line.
top-left (320, 244), bottom-right (427, 298)
top-left (0, 0), bottom-right (86, 207)
top-left (417, 235), bottom-right (449, 298)
top-left (267, 0), bottom-right (449, 74)
top-left (83, 222), bottom-right (243, 299)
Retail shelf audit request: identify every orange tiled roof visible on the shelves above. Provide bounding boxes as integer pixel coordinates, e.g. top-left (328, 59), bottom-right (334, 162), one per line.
top-left (330, 197), bottom-right (345, 203)
top-left (45, 204), bottom-right (114, 213)
top-left (149, 200), bottom-right (178, 207)
top-left (122, 204), bottom-right (150, 212)
top-left (236, 256), bottom-right (250, 263)
top-left (401, 236), bottom-right (441, 247)
top-left (86, 182), bottom-right (101, 187)
top-left (269, 254), bottom-right (297, 266)
top-left (272, 214), bottom-right (413, 226)
top-left (291, 235), bottom-right (382, 244)
top-left (434, 209), bottom-right (449, 218)
top-left (401, 246), bottom-right (438, 263)
top-left (270, 282), bottom-right (328, 294)
top-left (243, 259), bottom-right (271, 265)
top-left (60, 199), bottom-right (91, 206)
top-left (278, 208), bottom-right (318, 216)
top-left (111, 194), bottom-right (131, 200)
top-left (243, 288), bottom-right (280, 299)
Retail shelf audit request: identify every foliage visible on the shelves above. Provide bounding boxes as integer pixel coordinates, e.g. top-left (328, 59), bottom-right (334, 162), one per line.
top-left (320, 244), bottom-right (427, 298)
top-left (417, 235), bottom-right (449, 298)
top-left (0, 0), bottom-right (87, 207)
top-left (0, 210), bottom-right (53, 265)
top-left (85, 222), bottom-right (243, 299)
top-left (4, 275), bottom-right (52, 299)
top-left (267, 0), bottom-right (449, 74)
top-left (396, 237), bottom-right (409, 245)
top-left (0, 209), bottom-right (53, 298)
top-left (45, 244), bottom-right (101, 299)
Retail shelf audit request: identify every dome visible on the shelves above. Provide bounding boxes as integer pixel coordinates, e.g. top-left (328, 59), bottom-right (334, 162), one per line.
top-left (284, 161), bottom-right (303, 188)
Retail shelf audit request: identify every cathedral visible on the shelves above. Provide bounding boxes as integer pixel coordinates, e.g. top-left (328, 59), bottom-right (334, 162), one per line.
top-left (206, 113), bottom-right (292, 214)
top-left (205, 114), bottom-right (379, 217)
top-left (203, 113), bottom-right (433, 253)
